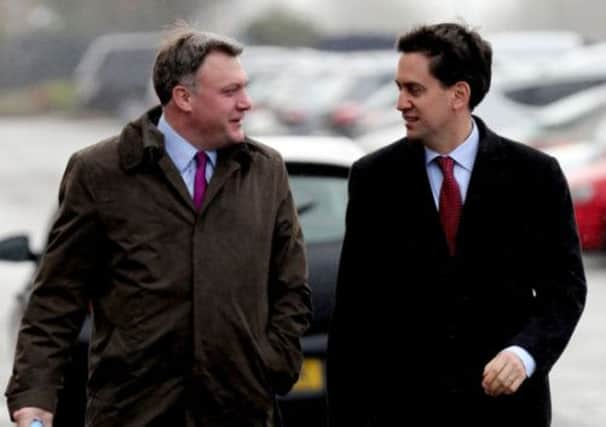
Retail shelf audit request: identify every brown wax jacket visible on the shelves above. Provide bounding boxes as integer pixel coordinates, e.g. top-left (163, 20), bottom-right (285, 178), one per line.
top-left (6, 107), bottom-right (311, 426)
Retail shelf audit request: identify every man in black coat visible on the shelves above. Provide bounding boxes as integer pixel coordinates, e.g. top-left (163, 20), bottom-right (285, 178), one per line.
top-left (327, 23), bottom-right (586, 427)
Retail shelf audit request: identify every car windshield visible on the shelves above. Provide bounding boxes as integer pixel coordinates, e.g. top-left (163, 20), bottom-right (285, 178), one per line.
top-left (288, 168), bottom-right (348, 244)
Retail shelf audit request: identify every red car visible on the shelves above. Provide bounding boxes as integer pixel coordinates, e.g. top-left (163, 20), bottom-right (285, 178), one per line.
top-left (567, 156), bottom-right (606, 250)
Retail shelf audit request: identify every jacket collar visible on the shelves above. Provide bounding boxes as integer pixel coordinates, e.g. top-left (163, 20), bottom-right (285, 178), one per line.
top-left (118, 106), bottom-right (165, 171)
top-left (472, 114), bottom-right (505, 162)
top-left (118, 105), bottom-right (253, 172)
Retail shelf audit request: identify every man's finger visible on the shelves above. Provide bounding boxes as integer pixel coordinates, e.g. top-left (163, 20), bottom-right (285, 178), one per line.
top-left (504, 375), bottom-right (525, 395)
top-left (482, 357), bottom-right (506, 386)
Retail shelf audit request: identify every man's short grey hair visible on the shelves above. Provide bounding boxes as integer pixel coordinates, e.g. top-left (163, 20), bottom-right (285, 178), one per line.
top-left (153, 23), bottom-right (243, 105)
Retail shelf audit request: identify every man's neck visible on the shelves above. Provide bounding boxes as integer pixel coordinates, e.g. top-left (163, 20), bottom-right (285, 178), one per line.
top-left (163, 108), bottom-right (204, 150)
top-left (423, 114), bottom-right (473, 155)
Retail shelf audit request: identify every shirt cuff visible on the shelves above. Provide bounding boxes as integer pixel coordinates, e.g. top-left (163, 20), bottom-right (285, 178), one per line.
top-left (505, 345), bottom-right (536, 377)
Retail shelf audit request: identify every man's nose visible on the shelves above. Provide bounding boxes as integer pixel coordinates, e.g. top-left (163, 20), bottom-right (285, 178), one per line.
top-left (396, 91), bottom-right (411, 111)
top-left (238, 91), bottom-right (253, 111)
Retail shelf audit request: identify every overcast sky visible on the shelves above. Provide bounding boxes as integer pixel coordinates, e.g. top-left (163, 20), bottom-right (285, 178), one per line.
top-left (230, 0), bottom-right (524, 33)
top-left (199, 0), bottom-right (605, 41)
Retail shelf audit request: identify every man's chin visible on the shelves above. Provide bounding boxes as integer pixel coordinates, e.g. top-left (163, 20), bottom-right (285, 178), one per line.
top-left (230, 132), bottom-right (246, 143)
top-left (220, 131), bottom-right (246, 147)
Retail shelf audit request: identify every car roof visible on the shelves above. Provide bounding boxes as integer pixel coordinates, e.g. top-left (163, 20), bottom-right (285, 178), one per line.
top-left (254, 135), bottom-right (366, 167)
top-left (75, 32), bottom-right (161, 79)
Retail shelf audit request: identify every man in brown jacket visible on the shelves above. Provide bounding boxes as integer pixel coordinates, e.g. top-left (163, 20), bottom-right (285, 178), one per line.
top-left (6, 24), bottom-right (311, 427)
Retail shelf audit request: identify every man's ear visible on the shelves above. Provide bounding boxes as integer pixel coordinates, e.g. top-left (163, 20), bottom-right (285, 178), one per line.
top-left (172, 85), bottom-right (193, 112)
top-left (451, 81), bottom-right (471, 111)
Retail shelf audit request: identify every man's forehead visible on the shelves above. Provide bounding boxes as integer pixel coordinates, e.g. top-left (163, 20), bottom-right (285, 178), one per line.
top-left (200, 50), bottom-right (240, 69)
top-left (197, 53), bottom-right (247, 82)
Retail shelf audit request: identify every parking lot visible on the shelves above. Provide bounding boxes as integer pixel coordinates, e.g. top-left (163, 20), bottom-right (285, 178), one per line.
top-left (0, 116), bottom-right (605, 426)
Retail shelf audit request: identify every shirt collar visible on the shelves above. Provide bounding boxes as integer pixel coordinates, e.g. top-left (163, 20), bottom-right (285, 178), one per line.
top-left (424, 118), bottom-right (479, 172)
top-left (158, 114), bottom-right (217, 172)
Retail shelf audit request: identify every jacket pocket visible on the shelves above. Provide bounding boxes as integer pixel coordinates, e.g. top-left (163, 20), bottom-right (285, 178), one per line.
top-left (258, 334), bottom-right (300, 395)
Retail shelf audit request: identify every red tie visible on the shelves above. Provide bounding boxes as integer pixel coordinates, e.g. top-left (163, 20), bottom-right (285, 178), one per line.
top-left (436, 156), bottom-right (462, 255)
top-left (193, 151), bottom-right (207, 210)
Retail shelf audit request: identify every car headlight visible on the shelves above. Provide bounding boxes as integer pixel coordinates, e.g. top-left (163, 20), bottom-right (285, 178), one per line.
top-left (570, 184), bottom-right (594, 203)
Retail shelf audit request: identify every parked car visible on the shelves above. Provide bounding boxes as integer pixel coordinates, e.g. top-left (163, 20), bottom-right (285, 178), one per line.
top-left (0, 235), bottom-right (89, 426)
top-left (544, 136), bottom-right (606, 251)
top-left (74, 32), bottom-right (161, 119)
top-left (0, 135), bottom-right (365, 426)
top-left (564, 154), bottom-right (606, 250)
top-left (486, 30), bottom-right (586, 81)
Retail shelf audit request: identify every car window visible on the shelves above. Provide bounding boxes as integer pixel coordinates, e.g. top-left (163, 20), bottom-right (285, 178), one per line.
top-left (287, 164), bottom-right (349, 244)
top-left (98, 48), bottom-right (155, 88)
top-left (505, 78), bottom-right (606, 106)
top-left (533, 104), bottom-right (606, 150)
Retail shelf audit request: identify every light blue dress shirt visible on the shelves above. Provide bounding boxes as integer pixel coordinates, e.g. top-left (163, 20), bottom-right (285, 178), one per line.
top-left (424, 118), bottom-right (536, 378)
top-left (424, 119), bottom-right (479, 206)
top-left (157, 114), bottom-right (217, 198)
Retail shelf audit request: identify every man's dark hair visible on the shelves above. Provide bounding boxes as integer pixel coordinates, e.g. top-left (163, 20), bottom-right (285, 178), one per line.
top-left (153, 22), bottom-right (243, 105)
top-left (397, 23), bottom-right (492, 110)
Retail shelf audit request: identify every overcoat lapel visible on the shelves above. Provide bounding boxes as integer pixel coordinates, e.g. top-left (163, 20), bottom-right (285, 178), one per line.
top-left (402, 140), bottom-right (450, 256)
top-left (456, 120), bottom-right (507, 257)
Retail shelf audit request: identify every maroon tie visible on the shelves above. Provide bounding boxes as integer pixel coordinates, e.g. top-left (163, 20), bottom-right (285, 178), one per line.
top-left (193, 151), bottom-right (207, 210)
top-left (436, 156), bottom-right (462, 255)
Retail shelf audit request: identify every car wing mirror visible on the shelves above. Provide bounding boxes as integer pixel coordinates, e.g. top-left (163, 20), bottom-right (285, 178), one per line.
top-left (0, 235), bottom-right (37, 262)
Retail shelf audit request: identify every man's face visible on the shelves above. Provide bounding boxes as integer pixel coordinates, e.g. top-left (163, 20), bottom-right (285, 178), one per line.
top-left (187, 51), bottom-right (252, 149)
top-left (395, 52), bottom-right (458, 145)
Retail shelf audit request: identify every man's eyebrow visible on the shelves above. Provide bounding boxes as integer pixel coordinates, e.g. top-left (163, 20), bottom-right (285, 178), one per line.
top-left (223, 80), bottom-right (248, 88)
top-left (395, 80), bottom-right (424, 89)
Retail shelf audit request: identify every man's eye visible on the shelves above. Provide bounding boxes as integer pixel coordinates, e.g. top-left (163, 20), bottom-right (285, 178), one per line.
top-left (410, 87), bottom-right (423, 96)
top-left (223, 87), bottom-right (238, 95)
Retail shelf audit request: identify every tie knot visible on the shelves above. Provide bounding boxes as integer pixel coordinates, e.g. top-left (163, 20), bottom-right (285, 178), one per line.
top-left (436, 156), bottom-right (455, 175)
top-left (196, 151), bottom-right (208, 169)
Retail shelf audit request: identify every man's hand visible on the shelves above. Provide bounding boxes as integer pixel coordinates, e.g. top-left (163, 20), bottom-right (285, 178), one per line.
top-left (13, 407), bottom-right (53, 427)
top-left (482, 350), bottom-right (527, 397)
